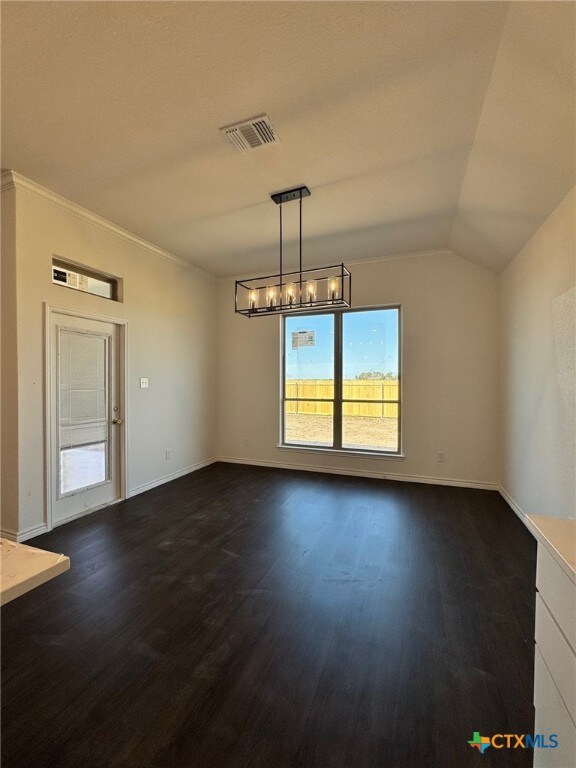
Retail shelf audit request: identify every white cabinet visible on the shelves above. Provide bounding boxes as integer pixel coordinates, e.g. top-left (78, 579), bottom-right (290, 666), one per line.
top-left (534, 647), bottom-right (576, 768)
top-left (532, 526), bottom-right (576, 768)
top-left (537, 545), bottom-right (576, 652)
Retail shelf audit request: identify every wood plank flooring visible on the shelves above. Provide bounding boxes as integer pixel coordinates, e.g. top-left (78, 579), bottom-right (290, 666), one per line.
top-left (1, 463), bottom-right (537, 768)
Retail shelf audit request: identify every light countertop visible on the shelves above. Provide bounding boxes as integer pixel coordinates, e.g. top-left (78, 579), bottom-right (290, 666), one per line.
top-left (526, 515), bottom-right (576, 585)
top-left (1, 538), bottom-right (70, 605)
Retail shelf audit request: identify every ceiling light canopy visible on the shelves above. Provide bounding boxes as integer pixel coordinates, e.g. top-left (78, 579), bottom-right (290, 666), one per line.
top-left (235, 185), bottom-right (351, 318)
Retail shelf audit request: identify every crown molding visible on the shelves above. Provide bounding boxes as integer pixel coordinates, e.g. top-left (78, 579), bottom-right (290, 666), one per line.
top-left (1, 170), bottom-right (215, 282)
top-left (1, 171), bottom-right (458, 283)
top-left (345, 248), bottom-right (455, 268)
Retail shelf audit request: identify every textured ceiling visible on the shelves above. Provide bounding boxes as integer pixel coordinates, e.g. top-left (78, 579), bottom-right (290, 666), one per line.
top-left (1, 1), bottom-right (574, 277)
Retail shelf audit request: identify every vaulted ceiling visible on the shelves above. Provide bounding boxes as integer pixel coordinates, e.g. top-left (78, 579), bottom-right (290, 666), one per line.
top-left (1, 1), bottom-right (574, 277)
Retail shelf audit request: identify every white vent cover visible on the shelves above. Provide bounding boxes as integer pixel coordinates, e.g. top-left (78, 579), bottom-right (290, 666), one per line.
top-left (221, 115), bottom-right (279, 152)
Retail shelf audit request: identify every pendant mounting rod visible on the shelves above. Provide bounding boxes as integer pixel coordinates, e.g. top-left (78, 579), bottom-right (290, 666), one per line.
top-left (279, 203), bottom-right (283, 291)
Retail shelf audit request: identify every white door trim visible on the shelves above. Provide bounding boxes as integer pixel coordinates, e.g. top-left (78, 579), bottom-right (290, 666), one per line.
top-left (44, 303), bottom-right (130, 531)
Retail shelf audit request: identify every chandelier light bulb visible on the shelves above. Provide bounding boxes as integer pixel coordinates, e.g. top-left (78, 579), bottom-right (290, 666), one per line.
top-left (267, 285), bottom-right (278, 309)
top-left (329, 276), bottom-right (340, 301)
top-left (285, 283), bottom-right (297, 306)
top-left (306, 280), bottom-right (317, 303)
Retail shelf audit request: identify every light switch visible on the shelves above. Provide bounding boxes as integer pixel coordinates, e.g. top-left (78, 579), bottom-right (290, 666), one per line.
top-left (140, 377), bottom-right (149, 389)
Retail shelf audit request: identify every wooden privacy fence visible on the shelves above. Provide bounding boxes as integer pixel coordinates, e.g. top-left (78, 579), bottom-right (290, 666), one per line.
top-left (285, 380), bottom-right (399, 418)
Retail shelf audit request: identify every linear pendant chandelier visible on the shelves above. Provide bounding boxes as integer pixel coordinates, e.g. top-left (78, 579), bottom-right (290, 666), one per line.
top-left (235, 185), bottom-right (351, 317)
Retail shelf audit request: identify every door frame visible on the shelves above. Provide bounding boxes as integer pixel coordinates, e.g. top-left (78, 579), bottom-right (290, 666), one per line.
top-left (44, 303), bottom-right (129, 530)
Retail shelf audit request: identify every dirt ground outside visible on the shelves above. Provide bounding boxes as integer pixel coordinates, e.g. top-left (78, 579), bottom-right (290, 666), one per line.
top-left (284, 414), bottom-right (398, 451)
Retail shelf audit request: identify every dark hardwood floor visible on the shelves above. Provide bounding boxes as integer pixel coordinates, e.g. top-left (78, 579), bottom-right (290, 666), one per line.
top-left (2, 463), bottom-right (536, 768)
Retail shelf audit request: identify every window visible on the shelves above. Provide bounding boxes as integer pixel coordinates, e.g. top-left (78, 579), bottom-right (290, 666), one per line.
top-left (282, 307), bottom-right (401, 454)
top-left (52, 258), bottom-right (120, 301)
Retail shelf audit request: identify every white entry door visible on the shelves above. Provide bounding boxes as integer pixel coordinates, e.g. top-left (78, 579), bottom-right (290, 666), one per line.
top-left (50, 312), bottom-right (123, 526)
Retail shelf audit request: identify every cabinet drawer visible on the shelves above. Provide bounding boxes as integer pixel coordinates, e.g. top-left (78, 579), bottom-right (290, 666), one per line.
top-left (537, 545), bottom-right (576, 654)
top-left (536, 593), bottom-right (576, 723)
top-left (534, 647), bottom-right (576, 768)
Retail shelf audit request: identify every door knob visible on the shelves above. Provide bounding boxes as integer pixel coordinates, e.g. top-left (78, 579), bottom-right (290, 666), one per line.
top-left (112, 418), bottom-right (123, 425)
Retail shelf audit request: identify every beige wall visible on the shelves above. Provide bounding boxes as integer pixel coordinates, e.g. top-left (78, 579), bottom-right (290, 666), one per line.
top-left (3, 174), bottom-right (573, 538)
top-left (216, 251), bottom-right (500, 486)
top-left (0, 186), bottom-right (19, 534)
top-left (2, 179), bottom-right (217, 538)
top-left (500, 188), bottom-right (576, 519)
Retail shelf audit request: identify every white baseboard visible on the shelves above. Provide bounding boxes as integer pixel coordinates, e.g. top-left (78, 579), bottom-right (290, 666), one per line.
top-left (217, 456), bottom-right (498, 490)
top-left (1, 523), bottom-right (49, 542)
top-left (498, 485), bottom-right (527, 521)
top-left (4, 459), bottom-right (217, 540)
top-left (128, 458), bottom-right (217, 497)
top-left (3, 461), bottom-right (503, 542)
top-left (52, 496), bottom-right (125, 528)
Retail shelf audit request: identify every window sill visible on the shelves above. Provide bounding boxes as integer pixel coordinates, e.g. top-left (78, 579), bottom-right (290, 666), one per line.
top-left (277, 444), bottom-right (405, 459)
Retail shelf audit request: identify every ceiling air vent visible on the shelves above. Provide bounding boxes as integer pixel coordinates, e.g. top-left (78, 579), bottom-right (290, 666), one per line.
top-left (221, 115), bottom-right (279, 152)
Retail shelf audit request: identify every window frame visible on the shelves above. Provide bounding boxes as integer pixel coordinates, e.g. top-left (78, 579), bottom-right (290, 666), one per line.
top-left (52, 256), bottom-right (121, 302)
top-left (281, 305), bottom-right (402, 456)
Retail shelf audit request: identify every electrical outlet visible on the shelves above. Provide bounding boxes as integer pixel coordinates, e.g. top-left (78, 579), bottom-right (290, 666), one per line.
top-left (437, 451), bottom-right (446, 463)
top-left (165, 449), bottom-right (172, 460)
top-left (242, 438), bottom-right (251, 448)
top-left (140, 377), bottom-right (149, 389)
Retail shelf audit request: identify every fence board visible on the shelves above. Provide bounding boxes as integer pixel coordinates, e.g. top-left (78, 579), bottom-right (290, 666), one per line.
top-left (285, 380), bottom-right (399, 417)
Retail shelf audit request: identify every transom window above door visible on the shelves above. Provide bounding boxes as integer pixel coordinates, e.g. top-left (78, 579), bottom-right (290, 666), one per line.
top-left (282, 307), bottom-right (401, 455)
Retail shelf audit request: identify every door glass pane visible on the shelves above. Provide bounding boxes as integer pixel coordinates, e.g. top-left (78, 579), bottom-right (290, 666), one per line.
top-left (58, 329), bottom-right (109, 495)
top-left (342, 402), bottom-right (399, 452)
top-left (60, 444), bottom-right (107, 495)
top-left (284, 401), bottom-right (334, 447)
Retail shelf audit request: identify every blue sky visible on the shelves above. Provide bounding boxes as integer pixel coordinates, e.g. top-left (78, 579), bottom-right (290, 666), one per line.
top-left (285, 309), bottom-right (399, 380)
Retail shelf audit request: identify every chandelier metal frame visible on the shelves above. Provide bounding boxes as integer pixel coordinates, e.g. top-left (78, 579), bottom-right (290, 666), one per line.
top-left (235, 185), bottom-right (351, 318)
